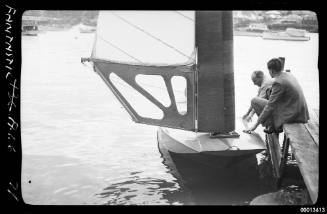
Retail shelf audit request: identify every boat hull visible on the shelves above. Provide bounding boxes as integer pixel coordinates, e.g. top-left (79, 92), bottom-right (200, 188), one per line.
top-left (262, 31), bottom-right (310, 41)
top-left (22, 31), bottom-right (38, 36)
top-left (234, 31), bottom-right (262, 37)
top-left (157, 117), bottom-right (266, 159)
top-left (262, 35), bottom-right (310, 41)
top-left (157, 130), bottom-right (260, 171)
top-left (79, 29), bottom-right (96, 33)
top-left (157, 118), bottom-right (266, 169)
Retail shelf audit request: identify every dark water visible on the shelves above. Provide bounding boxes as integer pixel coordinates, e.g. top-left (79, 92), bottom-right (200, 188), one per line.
top-left (21, 30), bottom-right (318, 205)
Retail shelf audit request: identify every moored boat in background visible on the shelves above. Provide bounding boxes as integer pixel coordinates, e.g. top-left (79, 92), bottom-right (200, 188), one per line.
top-left (22, 25), bottom-right (39, 36)
top-left (262, 28), bottom-right (310, 41)
top-left (234, 23), bottom-right (268, 37)
top-left (22, 17), bottom-right (39, 36)
top-left (247, 23), bottom-right (268, 33)
top-left (77, 23), bottom-right (96, 33)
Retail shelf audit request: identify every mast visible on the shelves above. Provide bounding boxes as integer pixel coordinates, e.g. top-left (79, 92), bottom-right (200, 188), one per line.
top-left (196, 11), bottom-right (235, 133)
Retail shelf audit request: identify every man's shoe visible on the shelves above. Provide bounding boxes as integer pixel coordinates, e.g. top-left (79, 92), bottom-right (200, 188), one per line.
top-left (210, 132), bottom-right (219, 137)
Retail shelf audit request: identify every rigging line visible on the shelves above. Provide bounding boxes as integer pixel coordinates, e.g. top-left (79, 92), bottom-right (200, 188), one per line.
top-left (174, 11), bottom-right (194, 22)
top-left (90, 30), bottom-right (98, 58)
top-left (97, 33), bottom-right (143, 63)
top-left (110, 12), bottom-right (194, 61)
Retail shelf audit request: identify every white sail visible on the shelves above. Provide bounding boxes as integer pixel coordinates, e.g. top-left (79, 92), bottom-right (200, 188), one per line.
top-left (89, 11), bottom-right (235, 132)
top-left (93, 11), bottom-right (195, 65)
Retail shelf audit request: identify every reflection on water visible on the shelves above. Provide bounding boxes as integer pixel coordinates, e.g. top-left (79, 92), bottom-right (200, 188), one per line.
top-left (96, 177), bottom-right (189, 205)
top-left (21, 30), bottom-right (318, 205)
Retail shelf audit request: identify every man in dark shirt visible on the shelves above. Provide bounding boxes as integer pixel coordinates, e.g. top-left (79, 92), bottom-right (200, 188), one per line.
top-left (242, 70), bottom-right (274, 123)
top-left (243, 58), bottom-right (309, 134)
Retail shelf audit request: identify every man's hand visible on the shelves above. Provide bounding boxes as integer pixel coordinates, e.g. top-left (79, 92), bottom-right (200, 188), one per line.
top-left (243, 122), bottom-right (259, 134)
top-left (242, 113), bottom-right (248, 120)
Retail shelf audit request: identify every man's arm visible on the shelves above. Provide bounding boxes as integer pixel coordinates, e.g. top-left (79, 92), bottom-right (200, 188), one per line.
top-left (257, 82), bottom-right (283, 125)
top-left (243, 85), bottom-right (268, 121)
top-left (243, 85), bottom-right (262, 119)
top-left (243, 105), bottom-right (253, 118)
top-left (244, 82), bottom-right (284, 132)
top-left (248, 109), bottom-right (255, 118)
top-left (258, 83), bottom-right (272, 100)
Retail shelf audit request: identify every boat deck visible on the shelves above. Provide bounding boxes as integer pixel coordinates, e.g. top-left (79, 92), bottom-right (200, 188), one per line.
top-left (158, 117), bottom-right (266, 156)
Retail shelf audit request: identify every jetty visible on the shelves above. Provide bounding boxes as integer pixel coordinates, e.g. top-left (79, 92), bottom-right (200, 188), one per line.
top-left (266, 108), bottom-right (319, 204)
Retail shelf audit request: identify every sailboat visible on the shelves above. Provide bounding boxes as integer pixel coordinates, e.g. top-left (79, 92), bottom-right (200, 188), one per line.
top-left (22, 16), bottom-right (39, 36)
top-left (262, 28), bottom-right (310, 41)
top-left (77, 23), bottom-right (96, 33)
top-left (81, 11), bottom-right (266, 167)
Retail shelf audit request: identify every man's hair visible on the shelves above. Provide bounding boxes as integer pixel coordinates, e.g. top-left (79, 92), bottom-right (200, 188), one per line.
top-left (267, 58), bottom-right (283, 72)
top-left (252, 70), bottom-right (264, 79)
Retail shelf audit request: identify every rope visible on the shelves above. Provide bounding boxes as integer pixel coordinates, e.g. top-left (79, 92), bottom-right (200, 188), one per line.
top-left (110, 11), bottom-right (193, 61)
top-left (174, 11), bottom-right (194, 22)
top-left (97, 33), bottom-right (143, 63)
